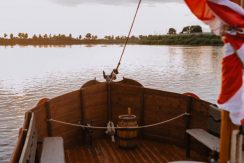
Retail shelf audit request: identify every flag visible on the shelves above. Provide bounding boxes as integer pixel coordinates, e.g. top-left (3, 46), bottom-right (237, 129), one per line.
top-left (185, 0), bottom-right (244, 125)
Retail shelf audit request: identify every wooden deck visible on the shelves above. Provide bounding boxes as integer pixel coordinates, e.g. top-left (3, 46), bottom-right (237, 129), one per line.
top-left (65, 138), bottom-right (207, 163)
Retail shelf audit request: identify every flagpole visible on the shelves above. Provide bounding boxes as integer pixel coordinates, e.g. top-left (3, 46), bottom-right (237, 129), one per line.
top-left (219, 1), bottom-right (243, 163)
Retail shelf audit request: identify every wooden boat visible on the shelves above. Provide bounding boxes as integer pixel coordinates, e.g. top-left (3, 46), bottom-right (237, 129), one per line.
top-left (10, 78), bottom-right (222, 163)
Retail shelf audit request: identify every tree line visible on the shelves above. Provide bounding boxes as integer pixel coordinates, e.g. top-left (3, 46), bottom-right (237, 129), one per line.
top-left (0, 25), bottom-right (223, 46)
top-left (167, 25), bottom-right (203, 35)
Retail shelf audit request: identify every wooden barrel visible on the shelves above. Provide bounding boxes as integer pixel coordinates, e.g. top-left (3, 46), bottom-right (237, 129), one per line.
top-left (117, 115), bottom-right (138, 148)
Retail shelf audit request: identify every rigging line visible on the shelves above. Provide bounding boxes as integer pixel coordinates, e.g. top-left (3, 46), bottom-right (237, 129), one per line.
top-left (115, 0), bottom-right (142, 71)
top-left (48, 112), bottom-right (189, 129)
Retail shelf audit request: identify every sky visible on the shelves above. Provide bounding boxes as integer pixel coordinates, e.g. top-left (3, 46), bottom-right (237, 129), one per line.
top-left (0, 0), bottom-right (209, 38)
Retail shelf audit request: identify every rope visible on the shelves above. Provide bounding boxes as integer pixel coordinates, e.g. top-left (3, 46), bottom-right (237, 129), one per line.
top-left (106, 121), bottom-right (116, 142)
top-left (105, 0), bottom-right (142, 82)
top-left (48, 112), bottom-right (189, 130)
top-left (116, 0), bottom-right (142, 71)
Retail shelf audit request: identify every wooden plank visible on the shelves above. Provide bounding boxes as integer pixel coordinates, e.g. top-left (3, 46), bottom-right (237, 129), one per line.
top-left (189, 99), bottom-right (210, 135)
top-left (82, 83), bottom-right (107, 95)
top-left (49, 90), bottom-right (81, 116)
top-left (32, 104), bottom-right (48, 140)
top-left (108, 82), bottom-right (113, 121)
top-left (40, 137), bottom-right (65, 163)
top-left (143, 88), bottom-right (190, 144)
top-left (219, 110), bottom-right (239, 163)
top-left (48, 90), bottom-right (82, 147)
top-left (208, 105), bottom-right (221, 136)
top-left (82, 83), bottom-right (108, 139)
top-left (65, 138), bottom-right (207, 163)
top-left (186, 129), bottom-right (219, 152)
top-left (111, 83), bottom-right (143, 125)
top-left (45, 101), bottom-right (52, 136)
top-left (10, 112), bottom-right (32, 163)
top-left (19, 112), bottom-right (38, 163)
top-left (80, 89), bottom-right (84, 126)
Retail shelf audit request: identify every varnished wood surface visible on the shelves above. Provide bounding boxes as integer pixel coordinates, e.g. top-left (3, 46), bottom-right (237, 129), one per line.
top-left (41, 137), bottom-right (65, 163)
top-left (219, 110), bottom-right (239, 163)
top-left (186, 129), bottom-right (219, 151)
top-left (65, 138), bottom-right (207, 163)
top-left (19, 113), bottom-right (37, 163)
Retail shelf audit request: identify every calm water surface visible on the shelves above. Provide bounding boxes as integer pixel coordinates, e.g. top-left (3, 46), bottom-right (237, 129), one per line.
top-left (0, 45), bottom-right (223, 162)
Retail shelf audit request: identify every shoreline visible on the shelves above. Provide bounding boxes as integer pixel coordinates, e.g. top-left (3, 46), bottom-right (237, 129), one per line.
top-left (0, 33), bottom-right (223, 46)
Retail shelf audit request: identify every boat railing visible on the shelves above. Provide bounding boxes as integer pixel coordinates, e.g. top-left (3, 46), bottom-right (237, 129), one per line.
top-left (10, 112), bottom-right (32, 163)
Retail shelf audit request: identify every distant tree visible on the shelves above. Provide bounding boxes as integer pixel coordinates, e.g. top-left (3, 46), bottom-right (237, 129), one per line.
top-left (18, 33), bottom-right (22, 39)
top-left (121, 36), bottom-right (127, 40)
top-left (167, 28), bottom-right (176, 35)
top-left (18, 33), bottom-right (28, 39)
top-left (69, 34), bottom-right (72, 38)
top-left (4, 33), bottom-right (7, 38)
top-left (104, 35), bottom-right (114, 40)
top-left (104, 36), bottom-right (109, 40)
top-left (190, 25), bottom-right (202, 33)
top-left (24, 33), bottom-right (28, 39)
top-left (10, 33), bottom-right (14, 39)
top-left (44, 34), bottom-right (48, 39)
top-left (33, 35), bottom-right (37, 39)
top-left (85, 33), bottom-right (92, 39)
top-left (139, 35), bottom-right (144, 40)
top-left (92, 35), bottom-right (97, 40)
top-left (181, 26), bottom-right (191, 34)
top-left (79, 35), bottom-right (82, 40)
top-left (130, 35), bottom-right (138, 40)
top-left (38, 34), bottom-right (42, 39)
top-left (181, 25), bottom-right (202, 34)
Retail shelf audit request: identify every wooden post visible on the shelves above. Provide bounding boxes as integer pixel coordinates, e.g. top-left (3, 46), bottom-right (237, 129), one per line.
top-left (219, 1), bottom-right (243, 162)
top-left (219, 110), bottom-right (239, 163)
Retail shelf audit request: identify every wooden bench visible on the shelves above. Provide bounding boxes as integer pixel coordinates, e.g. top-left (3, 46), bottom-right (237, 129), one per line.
top-left (40, 137), bottom-right (65, 163)
top-left (186, 129), bottom-right (219, 152)
top-left (186, 105), bottom-right (221, 159)
top-left (18, 112), bottom-right (65, 163)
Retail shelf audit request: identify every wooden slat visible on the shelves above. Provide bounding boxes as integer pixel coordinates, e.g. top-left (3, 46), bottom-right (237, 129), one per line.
top-left (48, 90), bottom-right (82, 148)
top-left (143, 89), bottom-right (188, 144)
top-left (219, 110), bottom-right (239, 163)
top-left (19, 112), bottom-right (38, 163)
top-left (208, 105), bottom-right (221, 136)
top-left (31, 104), bottom-right (48, 140)
top-left (82, 83), bottom-right (108, 138)
top-left (186, 129), bottom-right (219, 152)
top-left (111, 83), bottom-right (143, 125)
top-left (40, 137), bottom-right (65, 163)
top-left (10, 112), bottom-right (32, 163)
top-left (190, 99), bottom-right (209, 130)
top-left (65, 138), bottom-right (207, 163)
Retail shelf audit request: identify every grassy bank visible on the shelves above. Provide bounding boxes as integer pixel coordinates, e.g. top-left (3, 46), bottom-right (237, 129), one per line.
top-left (0, 33), bottom-right (223, 46)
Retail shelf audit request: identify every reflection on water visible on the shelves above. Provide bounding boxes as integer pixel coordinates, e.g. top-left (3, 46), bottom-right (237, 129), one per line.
top-left (0, 45), bottom-right (223, 162)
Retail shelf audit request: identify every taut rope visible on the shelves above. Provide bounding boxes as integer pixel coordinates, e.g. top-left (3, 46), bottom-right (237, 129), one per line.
top-left (103, 0), bottom-right (142, 82)
top-left (48, 112), bottom-right (189, 129)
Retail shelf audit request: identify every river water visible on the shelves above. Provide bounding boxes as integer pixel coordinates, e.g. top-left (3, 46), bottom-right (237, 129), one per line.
top-left (0, 45), bottom-right (223, 162)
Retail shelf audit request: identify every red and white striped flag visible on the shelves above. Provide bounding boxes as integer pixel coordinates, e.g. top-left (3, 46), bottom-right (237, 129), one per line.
top-left (185, 0), bottom-right (244, 125)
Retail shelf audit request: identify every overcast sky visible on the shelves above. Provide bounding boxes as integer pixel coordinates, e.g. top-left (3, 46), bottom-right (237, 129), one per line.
top-left (0, 0), bottom-right (208, 37)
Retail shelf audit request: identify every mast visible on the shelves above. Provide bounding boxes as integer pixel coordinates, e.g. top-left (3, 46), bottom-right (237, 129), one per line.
top-left (219, 1), bottom-right (243, 162)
